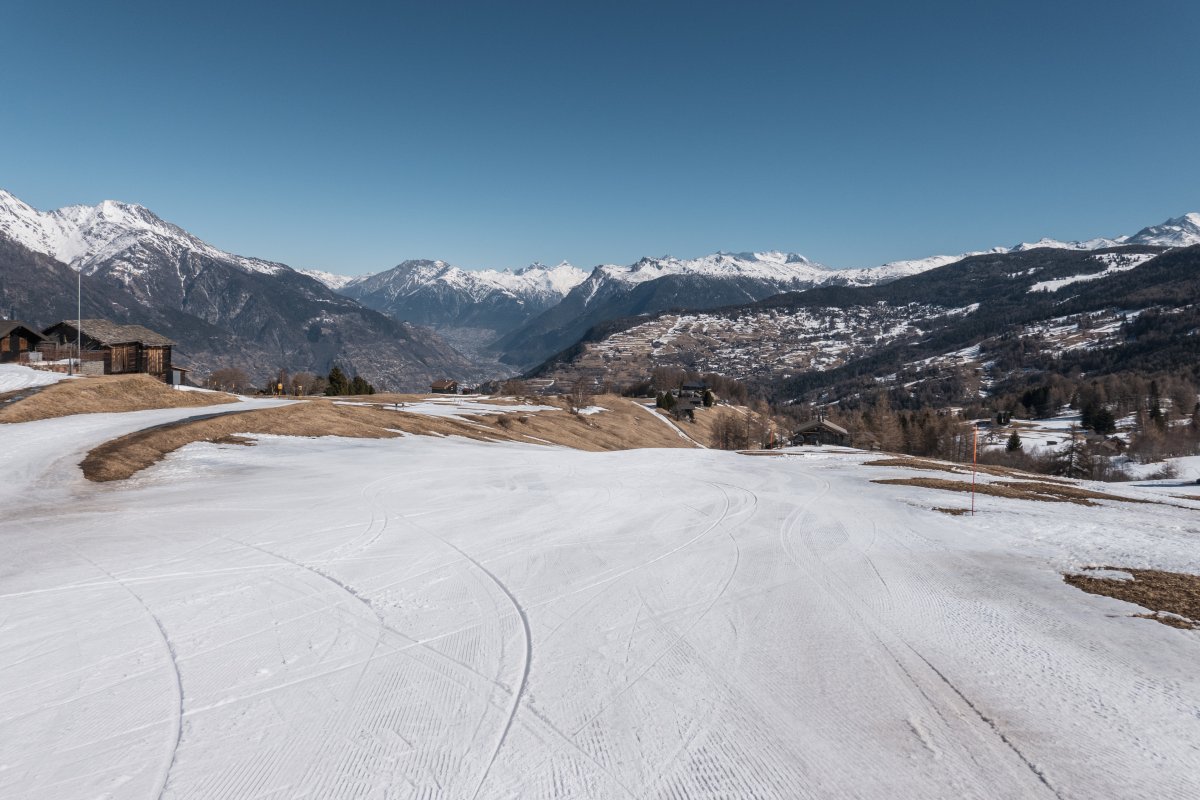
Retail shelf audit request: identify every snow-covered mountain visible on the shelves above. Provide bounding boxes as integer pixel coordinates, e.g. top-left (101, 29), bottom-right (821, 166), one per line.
top-left (491, 251), bottom-right (877, 368)
top-left (533, 243), bottom-right (1196, 398)
top-left (1004, 213), bottom-right (1200, 253)
top-left (1126, 212), bottom-right (1200, 248)
top-left (0, 190), bottom-right (476, 389)
top-left (0, 189), bottom-right (288, 282)
top-left (298, 268), bottom-right (363, 291)
top-left (334, 259), bottom-right (587, 341)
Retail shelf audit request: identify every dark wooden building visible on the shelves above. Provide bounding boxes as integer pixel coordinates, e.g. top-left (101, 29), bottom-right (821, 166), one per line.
top-left (431, 379), bottom-right (459, 394)
top-left (0, 320), bottom-right (45, 364)
top-left (41, 319), bottom-right (175, 381)
top-left (790, 419), bottom-right (849, 447)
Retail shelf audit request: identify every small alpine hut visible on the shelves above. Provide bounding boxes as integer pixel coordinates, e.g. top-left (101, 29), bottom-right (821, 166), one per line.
top-left (0, 320), bottom-right (46, 364)
top-left (41, 319), bottom-right (175, 381)
top-left (790, 418), bottom-right (849, 447)
top-left (430, 379), bottom-right (459, 395)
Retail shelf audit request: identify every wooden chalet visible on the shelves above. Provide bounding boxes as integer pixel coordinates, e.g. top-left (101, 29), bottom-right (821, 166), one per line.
top-left (41, 319), bottom-right (175, 381)
top-left (790, 419), bottom-right (849, 447)
top-left (672, 393), bottom-right (700, 422)
top-left (0, 320), bottom-right (46, 364)
top-left (430, 379), bottom-right (459, 394)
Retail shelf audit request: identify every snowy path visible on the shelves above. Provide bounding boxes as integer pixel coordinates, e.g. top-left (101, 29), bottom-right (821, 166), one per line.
top-left (1, 431), bottom-right (1198, 798)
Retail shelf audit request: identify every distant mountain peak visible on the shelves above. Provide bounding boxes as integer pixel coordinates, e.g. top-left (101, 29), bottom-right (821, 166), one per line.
top-left (1127, 212), bottom-right (1200, 248)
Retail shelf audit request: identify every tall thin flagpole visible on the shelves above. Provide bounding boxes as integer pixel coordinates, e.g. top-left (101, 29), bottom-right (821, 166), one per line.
top-left (77, 267), bottom-right (81, 374)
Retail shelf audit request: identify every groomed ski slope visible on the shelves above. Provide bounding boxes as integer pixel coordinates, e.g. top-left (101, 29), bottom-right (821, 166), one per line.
top-left (2, 424), bottom-right (1198, 799)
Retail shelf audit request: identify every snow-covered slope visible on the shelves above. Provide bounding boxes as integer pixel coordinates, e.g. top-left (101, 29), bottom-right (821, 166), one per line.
top-left (3, 412), bottom-right (1198, 798)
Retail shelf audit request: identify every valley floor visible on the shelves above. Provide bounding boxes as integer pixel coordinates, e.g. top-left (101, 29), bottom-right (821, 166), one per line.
top-left (1, 410), bottom-right (1198, 799)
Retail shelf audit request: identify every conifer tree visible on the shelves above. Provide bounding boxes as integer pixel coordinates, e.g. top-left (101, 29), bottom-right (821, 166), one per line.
top-left (325, 366), bottom-right (349, 396)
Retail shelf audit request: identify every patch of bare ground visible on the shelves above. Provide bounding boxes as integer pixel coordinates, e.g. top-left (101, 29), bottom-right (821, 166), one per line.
top-left (0, 375), bottom-right (237, 423)
top-left (865, 457), bottom-right (1071, 482)
top-left (82, 395), bottom-right (696, 482)
top-left (933, 506), bottom-right (970, 516)
top-left (1064, 568), bottom-right (1200, 630)
top-left (871, 477), bottom-right (1154, 506)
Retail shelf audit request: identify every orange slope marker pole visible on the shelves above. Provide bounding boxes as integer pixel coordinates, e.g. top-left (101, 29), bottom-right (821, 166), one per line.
top-left (971, 424), bottom-right (978, 516)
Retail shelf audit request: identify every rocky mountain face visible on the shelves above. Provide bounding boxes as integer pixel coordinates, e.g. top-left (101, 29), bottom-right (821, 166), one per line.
top-left (0, 190), bottom-right (477, 390)
top-left (529, 243), bottom-right (1200, 405)
top-left (0, 236), bottom-right (242, 357)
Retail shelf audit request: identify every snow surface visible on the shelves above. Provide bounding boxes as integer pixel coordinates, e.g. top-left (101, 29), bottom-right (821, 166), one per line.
top-left (336, 397), bottom-right (556, 419)
top-left (0, 363), bottom-right (71, 393)
top-left (1028, 252), bottom-right (1157, 293)
top-left (3, 408), bottom-right (1198, 798)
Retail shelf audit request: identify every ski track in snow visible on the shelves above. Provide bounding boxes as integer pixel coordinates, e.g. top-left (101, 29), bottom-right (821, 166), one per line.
top-left (1, 424), bottom-right (1199, 798)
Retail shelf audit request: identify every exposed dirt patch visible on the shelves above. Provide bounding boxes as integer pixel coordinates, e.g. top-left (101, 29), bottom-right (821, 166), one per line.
top-left (933, 506), bottom-right (970, 516)
top-left (871, 477), bottom-right (1153, 506)
top-left (865, 457), bottom-right (1070, 482)
top-left (82, 395), bottom-right (696, 482)
top-left (1064, 567), bottom-right (1200, 630)
top-left (0, 375), bottom-right (236, 423)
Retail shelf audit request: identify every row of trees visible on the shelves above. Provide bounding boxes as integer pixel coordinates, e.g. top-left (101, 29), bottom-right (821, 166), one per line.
top-left (204, 366), bottom-right (375, 396)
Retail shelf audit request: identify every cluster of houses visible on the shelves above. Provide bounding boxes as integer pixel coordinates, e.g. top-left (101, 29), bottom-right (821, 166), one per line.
top-left (0, 318), bottom-right (185, 384)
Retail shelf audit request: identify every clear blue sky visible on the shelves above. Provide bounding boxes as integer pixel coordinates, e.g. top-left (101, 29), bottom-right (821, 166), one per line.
top-left (3, 1), bottom-right (1197, 273)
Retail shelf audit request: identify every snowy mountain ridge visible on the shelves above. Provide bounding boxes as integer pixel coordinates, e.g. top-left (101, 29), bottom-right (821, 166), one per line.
top-left (309, 259), bottom-right (587, 304)
top-left (0, 189), bottom-right (288, 278)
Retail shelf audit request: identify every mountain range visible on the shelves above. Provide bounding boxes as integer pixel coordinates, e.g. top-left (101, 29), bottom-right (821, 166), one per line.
top-left (1, 185), bottom-right (1197, 391)
top-left (530, 242), bottom-right (1200, 410)
top-left (0, 190), bottom-right (477, 390)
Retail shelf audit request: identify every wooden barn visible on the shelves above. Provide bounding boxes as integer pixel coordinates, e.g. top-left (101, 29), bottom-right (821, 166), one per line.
top-left (41, 319), bottom-right (175, 381)
top-left (790, 419), bottom-right (849, 447)
top-left (0, 320), bottom-right (46, 364)
top-left (430, 379), bottom-right (459, 394)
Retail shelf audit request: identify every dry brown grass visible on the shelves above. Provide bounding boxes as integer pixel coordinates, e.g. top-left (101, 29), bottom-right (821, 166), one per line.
top-left (0, 374), bottom-right (236, 423)
top-left (1064, 567), bottom-right (1200, 630)
top-left (865, 456), bottom-right (1071, 482)
top-left (933, 506), bottom-right (970, 516)
top-left (871, 476), bottom-right (1153, 506)
top-left (82, 395), bottom-right (696, 482)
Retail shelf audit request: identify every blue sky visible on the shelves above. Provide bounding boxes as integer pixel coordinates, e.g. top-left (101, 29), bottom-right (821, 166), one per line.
top-left (3, 1), bottom-right (1197, 273)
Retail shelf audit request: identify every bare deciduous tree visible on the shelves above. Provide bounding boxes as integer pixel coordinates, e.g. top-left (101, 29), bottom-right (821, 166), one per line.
top-left (206, 367), bottom-right (251, 393)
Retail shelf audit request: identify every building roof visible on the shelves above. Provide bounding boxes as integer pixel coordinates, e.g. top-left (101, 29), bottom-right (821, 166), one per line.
top-left (0, 320), bottom-right (45, 341)
top-left (793, 419), bottom-right (849, 436)
top-left (48, 319), bottom-right (174, 346)
top-left (430, 379), bottom-right (458, 390)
